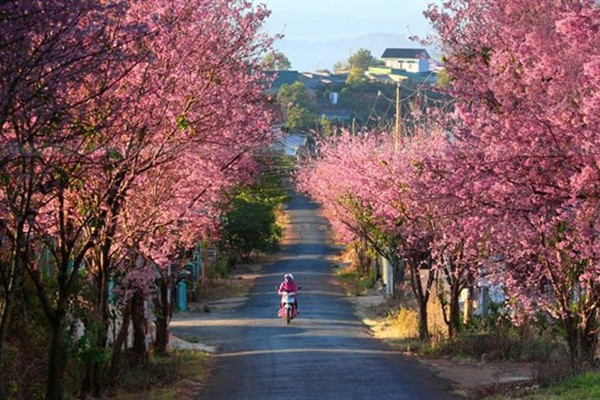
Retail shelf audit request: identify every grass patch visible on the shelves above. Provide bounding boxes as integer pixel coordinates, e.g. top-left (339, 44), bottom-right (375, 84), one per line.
top-left (334, 264), bottom-right (376, 296)
top-left (488, 371), bottom-right (600, 400)
top-left (112, 350), bottom-right (213, 400)
top-left (352, 294), bottom-right (448, 355)
top-left (367, 305), bottom-right (442, 355)
top-left (178, 335), bottom-right (202, 344)
top-left (334, 266), bottom-right (360, 295)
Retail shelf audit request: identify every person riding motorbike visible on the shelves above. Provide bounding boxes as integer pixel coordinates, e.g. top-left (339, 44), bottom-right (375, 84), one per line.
top-left (278, 273), bottom-right (299, 313)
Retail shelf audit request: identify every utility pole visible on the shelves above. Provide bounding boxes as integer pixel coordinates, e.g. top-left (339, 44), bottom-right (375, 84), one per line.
top-left (394, 83), bottom-right (401, 150)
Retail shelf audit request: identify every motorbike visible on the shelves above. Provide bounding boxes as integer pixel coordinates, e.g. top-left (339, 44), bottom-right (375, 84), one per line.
top-left (277, 286), bottom-right (300, 325)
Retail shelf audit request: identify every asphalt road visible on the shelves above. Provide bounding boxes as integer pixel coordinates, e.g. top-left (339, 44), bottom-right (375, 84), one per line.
top-left (172, 195), bottom-right (460, 400)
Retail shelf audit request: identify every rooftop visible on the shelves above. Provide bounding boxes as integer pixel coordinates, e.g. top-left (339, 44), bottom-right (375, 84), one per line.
top-left (263, 70), bottom-right (300, 93)
top-left (381, 48), bottom-right (430, 59)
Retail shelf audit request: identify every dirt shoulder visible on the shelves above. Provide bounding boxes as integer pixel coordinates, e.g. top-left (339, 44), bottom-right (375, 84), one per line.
top-left (349, 295), bottom-right (535, 399)
top-left (169, 263), bottom-right (265, 349)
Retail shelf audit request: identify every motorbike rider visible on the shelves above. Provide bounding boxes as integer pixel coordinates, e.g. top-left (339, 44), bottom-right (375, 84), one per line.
top-left (278, 273), bottom-right (299, 313)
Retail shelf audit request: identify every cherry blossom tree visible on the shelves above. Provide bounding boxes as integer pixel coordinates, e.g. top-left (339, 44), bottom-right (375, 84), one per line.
top-left (296, 132), bottom-right (399, 276)
top-left (1, 0), bottom-right (274, 397)
top-left (425, 0), bottom-right (600, 368)
top-left (0, 2), bottom-right (148, 398)
top-left (296, 133), bottom-right (417, 326)
top-left (121, 148), bottom-right (264, 360)
top-left (363, 131), bottom-right (482, 341)
top-left (297, 122), bottom-right (491, 341)
top-left (297, 0), bottom-right (600, 367)
top-left (73, 0), bottom-right (274, 395)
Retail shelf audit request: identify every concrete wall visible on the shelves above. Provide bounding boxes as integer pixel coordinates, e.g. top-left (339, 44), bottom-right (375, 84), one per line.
top-left (380, 255), bottom-right (394, 296)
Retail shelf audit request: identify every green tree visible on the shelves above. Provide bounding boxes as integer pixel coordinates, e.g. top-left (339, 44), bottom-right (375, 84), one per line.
top-left (222, 150), bottom-right (291, 261)
top-left (333, 61), bottom-right (347, 73)
top-left (285, 106), bottom-right (316, 132)
top-left (346, 66), bottom-right (368, 85)
top-left (347, 48), bottom-right (379, 71)
top-left (261, 51), bottom-right (292, 70)
top-left (277, 81), bottom-right (317, 132)
top-left (332, 48), bottom-right (381, 84)
top-left (318, 115), bottom-right (335, 138)
top-left (223, 197), bottom-right (282, 261)
top-left (277, 81), bottom-right (313, 109)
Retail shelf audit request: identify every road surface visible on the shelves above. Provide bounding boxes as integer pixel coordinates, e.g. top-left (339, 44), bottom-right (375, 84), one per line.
top-left (172, 195), bottom-right (460, 400)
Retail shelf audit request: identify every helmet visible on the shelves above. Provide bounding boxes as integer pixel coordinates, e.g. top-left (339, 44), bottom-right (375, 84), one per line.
top-left (284, 273), bottom-right (294, 281)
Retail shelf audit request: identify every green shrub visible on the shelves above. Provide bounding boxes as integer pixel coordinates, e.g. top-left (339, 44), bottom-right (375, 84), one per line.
top-left (434, 314), bottom-right (567, 365)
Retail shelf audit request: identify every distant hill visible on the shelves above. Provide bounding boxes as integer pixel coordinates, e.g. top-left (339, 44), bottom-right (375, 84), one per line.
top-left (274, 33), bottom-right (420, 72)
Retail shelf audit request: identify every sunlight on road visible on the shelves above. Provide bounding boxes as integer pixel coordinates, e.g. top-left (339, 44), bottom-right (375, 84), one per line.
top-left (218, 348), bottom-right (404, 358)
top-left (170, 317), bottom-right (364, 330)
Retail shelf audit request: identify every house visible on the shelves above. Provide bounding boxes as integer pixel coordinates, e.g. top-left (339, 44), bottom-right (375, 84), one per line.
top-left (262, 70), bottom-right (300, 94)
top-left (298, 72), bottom-right (348, 100)
top-left (381, 48), bottom-right (430, 73)
top-left (365, 66), bottom-right (437, 86)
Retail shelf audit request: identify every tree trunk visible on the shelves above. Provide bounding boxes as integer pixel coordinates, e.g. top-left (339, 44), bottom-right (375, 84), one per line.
top-left (418, 300), bottom-right (430, 341)
top-left (131, 290), bottom-right (148, 362)
top-left (26, 265), bottom-right (70, 400)
top-left (463, 286), bottom-right (473, 324)
top-left (393, 257), bottom-right (405, 298)
top-left (81, 352), bottom-right (102, 399)
top-left (480, 287), bottom-right (490, 317)
top-left (46, 315), bottom-right (66, 400)
top-left (354, 242), bottom-right (365, 276)
top-left (0, 226), bottom-right (25, 399)
top-left (109, 298), bottom-right (132, 387)
top-left (153, 278), bottom-right (170, 355)
top-left (0, 265), bottom-right (15, 400)
top-left (408, 256), bottom-right (435, 342)
top-left (202, 250), bottom-right (208, 287)
top-left (30, 250), bottom-right (74, 400)
top-left (447, 282), bottom-right (462, 340)
top-left (564, 315), bottom-right (598, 372)
top-left (81, 268), bottom-right (110, 398)
top-left (81, 178), bottom-right (124, 396)
top-left (0, 339), bottom-right (6, 400)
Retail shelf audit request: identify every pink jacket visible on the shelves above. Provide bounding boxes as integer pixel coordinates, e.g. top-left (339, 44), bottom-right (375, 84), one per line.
top-left (278, 280), bottom-right (297, 294)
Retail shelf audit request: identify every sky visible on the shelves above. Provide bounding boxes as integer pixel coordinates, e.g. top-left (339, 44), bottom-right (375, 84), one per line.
top-left (256, 0), bottom-right (440, 71)
top-left (260, 0), bottom-right (438, 41)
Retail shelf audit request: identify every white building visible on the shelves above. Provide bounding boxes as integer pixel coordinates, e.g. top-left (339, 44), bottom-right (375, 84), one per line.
top-left (381, 48), bottom-right (430, 73)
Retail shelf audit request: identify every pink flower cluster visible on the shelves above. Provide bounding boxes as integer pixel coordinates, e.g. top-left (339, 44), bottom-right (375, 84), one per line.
top-left (299, 0), bottom-right (600, 362)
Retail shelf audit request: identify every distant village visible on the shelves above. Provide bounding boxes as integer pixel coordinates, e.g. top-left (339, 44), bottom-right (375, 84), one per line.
top-left (266, 47), bottom-right (439, 95)
top-left (265, 47), bottom-right (443, 147)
